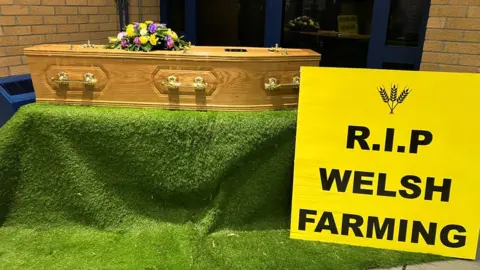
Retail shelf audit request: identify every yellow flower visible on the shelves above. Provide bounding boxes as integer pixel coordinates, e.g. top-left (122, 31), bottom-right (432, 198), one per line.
top-left (126, 27), bottom-right (135, 37)
top-left (140, 23), bottom-right (147, 29)
top-left (127, 24), bottom-right (134, 29)
top-left (171, 31), bottom-right (178, 40)
top-left (145, 20), bottom-right (153, 24)
top-left (166, 29), bottom-right (172, 35)
top-left (309, 20), bottom-right (314, 26)
top-left (149, 34), bottom-right (159, 45)
top-left (140, 36), bottom-right (148, 45)
top-left (108, 37), bottom-right (118, 43)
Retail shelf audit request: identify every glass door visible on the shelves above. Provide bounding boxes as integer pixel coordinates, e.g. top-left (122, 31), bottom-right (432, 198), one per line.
top-left (282, 0), bottom-right (375, 68)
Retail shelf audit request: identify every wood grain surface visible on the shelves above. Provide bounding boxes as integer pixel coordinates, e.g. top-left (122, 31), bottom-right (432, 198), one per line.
top-left (25, 44), bottom-right (321, 111)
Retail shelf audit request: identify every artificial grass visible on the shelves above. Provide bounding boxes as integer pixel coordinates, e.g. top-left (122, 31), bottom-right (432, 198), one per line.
top-left (0, 104), bottom-right (444, 269)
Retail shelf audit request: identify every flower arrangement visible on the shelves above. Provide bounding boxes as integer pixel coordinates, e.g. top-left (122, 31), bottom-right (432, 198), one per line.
top-left (104, 21), bottom-right (190, 52)
top-left (286, 16), bottom-right (320, 32)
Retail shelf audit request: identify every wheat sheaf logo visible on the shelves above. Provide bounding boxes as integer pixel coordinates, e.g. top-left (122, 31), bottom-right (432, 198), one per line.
top-left (378, 84), bottom-right (411, 114)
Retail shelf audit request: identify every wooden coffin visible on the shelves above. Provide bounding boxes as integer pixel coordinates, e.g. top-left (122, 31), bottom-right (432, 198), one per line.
top-left (24, 44), bottom-right (321, 111)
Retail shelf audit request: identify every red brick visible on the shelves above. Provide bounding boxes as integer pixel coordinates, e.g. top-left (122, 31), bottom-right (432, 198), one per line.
top-left (4, 46), bottom-right (25, 56)
top-left (449, 0), bottom-right (480, 5)
top-left (45, 33), bottom-right (70, 43)
top-left (468, 6), bottom-right (480, 18)
top-left (32, 25), bottom-right (57, 34)
top-left (0, 36), bottom-right (18, 46)
top-left (3, 26), bottom-right (32, 36)
top-left (44, 16), bottom-right (67, 25)
top-left (1, 5), bottom-right (28, 15)
top-left (423, 41), bottom-right (443, 51)
top-left (89, 31), bottom-right (107, 40)
top-left (0, 56), bottom-right (22, 67)
top-left (66, 0), bottom-right (87, 5)
top-left (99, 23), bottom-right (117, 31)
top-left (438, 64), bottom-right (478, 73)
top-left (87, 0), bottom-right (106, 5)
top-left (41, 0), bottom-right (64, 4)
top-left (425, 29), bottom-right (464, 41)
top-left (446, 18), bottom-right (480, 30)
top-left (459, 55), bottom-right (480, 67)
top-left (79, 24), bottom-right (100, 32)
top-left (57, 24), bottom-right (79, 33)
top-left (98, 6), bottom-right (116, 14)
top-left (464, 31), bottom-right (480, 42)
top-left (427, 17), bottom-right (446, 28)
top-left (18, 35), bottom-right (45, 45)
top-left (9, 65), bottom-right (30, 75)
top-left (0, 16), bottom-right (15, 26)
top-left (29, 6), bottom-right (55, 15)
top-left (420, 63), bottom-right (439, 71)
top-left (55, 6), bottom-right (78, 15)
top-left (21, 56), bottom-right (28, 64)
top-left (17, 16), bottom-right (43, 25)
top-left (422, 52), bottom-right (459, 64)
top-left (68, 15), bottom-right (89, 23)
top-left (141, 0), bottom-right (159, 6)
top-left (0, 67), bottom-right (9, 77)
top-left (431, 0), bottom-right (449, 3)
top-left (0, 48), bottom-right (5, 57)
top-left (444, 42), bottom-right (480, 54)
top-left (78, 7), bottom-right (98, 15)
top-left (430, 5), bottom-right (467, 17)
top-left (108, 15), bottom-right (118, 22)
top-left (89, 15), bottom-right (109, 23)
top-left (14, 0), bottom-right (40, 3)
top-left (68, 32), bottom-right (90, 42)
top-left (0, 0), bottom-right (13, 4)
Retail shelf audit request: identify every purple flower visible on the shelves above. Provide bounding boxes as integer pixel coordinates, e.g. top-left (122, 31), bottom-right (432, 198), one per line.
top-left (167, 40), bottom-right (174, 49)
top-left (134, 23), bottom-right (139, 29)
top-left (121, 39), bottom-right (128, 48)
top-left (134, 37), bottom-right (141, 45)
top-left (165, 35), bottom-right (174, 49)
top-left (159, 23), bottom-right (166, 28)
top-left (149, 23), bottom-right (157, 33)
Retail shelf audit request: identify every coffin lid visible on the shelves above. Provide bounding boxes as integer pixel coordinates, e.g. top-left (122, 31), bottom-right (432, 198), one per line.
top-left (24, 44), bottom-right (321, 62)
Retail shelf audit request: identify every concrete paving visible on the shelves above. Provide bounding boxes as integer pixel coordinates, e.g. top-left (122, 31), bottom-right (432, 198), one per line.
top-left (372, 260), bottom-right (480, 270)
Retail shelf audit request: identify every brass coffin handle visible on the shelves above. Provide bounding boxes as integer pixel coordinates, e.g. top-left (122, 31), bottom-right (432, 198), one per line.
top-left (265, 76), bottom-right (300, 90)
top-left (51, 72), bottom-right (98, 87)
top-left (161, 76), bottom-right (208, 91)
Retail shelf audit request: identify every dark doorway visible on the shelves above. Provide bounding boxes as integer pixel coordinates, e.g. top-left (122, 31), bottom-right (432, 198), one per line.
top-left (197, 0), bottom-right (266, 46)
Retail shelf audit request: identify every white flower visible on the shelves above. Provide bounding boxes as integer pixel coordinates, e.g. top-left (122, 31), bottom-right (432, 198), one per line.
top-left (140, 29), bottom-right (148, 36)
top-left (117, 32), bottom-right (124, 40)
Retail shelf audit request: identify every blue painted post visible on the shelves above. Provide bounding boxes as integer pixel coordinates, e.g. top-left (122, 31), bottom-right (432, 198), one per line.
top-left (264, 0), bottom-right (284, 47)
top-left (184, 0), bottom-right (197, 45)
top-left (160, 0), bottom-right (169, 25)
top-left (0, 75), bottom-right (36, 128)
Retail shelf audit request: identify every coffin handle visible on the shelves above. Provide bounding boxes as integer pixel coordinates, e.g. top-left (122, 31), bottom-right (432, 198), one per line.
top-left (51, 72), bottom-right (98, 87)
top-left (265, 76), bottom-right (300, 90)
top-left (161, 76), bottom-right (208, 91)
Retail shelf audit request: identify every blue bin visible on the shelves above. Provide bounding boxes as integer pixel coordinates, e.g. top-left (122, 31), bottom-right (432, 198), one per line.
top-left (0, 75), bottom-right (36, 128)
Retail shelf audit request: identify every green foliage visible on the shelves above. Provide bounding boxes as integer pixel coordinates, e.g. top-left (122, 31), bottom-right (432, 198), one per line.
top-left (0, 104), bottom-right (445, 269)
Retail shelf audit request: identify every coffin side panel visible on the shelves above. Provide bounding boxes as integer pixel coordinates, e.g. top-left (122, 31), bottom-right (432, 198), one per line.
top-left (27, 53), bottom-right (320, 111)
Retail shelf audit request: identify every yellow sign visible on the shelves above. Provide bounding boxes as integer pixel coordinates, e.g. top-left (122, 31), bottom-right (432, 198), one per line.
top-left (337, 15), bottom-right (358, 34)
top-left (290, 67), bottom-right (480, 259)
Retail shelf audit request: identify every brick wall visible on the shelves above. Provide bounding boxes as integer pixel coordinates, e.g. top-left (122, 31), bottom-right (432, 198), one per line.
top-left (0, 0), bottom-right (160, 77)
top-left (421, 0), bottom-right (480, 73)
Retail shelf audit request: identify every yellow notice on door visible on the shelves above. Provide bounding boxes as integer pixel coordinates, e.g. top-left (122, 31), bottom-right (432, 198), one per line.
top-left (290, 67), bottom-right (480, 259)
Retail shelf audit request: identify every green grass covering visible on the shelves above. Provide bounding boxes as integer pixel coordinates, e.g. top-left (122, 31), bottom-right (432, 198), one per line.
top-left (0, 104), bottom-right (444, 269)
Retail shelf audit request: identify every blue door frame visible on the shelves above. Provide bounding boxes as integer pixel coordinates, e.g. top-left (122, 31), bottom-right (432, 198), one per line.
top-left (367, 0), bottom-right (431, 70)
top-left (160, 0), bottom-right (430, 69)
